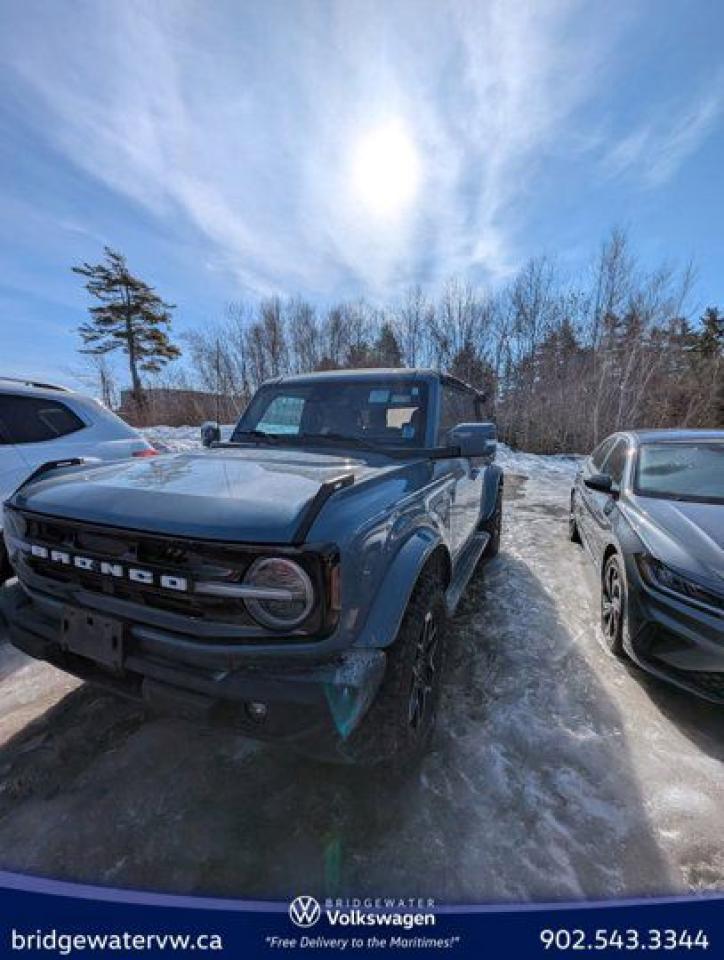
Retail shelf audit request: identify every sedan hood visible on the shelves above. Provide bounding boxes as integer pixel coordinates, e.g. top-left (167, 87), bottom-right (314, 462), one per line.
top-left (627, 496), bottom-right (724, 586)
top-left (8, 447), bottom-right (398, 543)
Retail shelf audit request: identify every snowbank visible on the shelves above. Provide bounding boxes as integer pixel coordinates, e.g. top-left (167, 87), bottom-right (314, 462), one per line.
top-left (496, 443), bottom-right (581, 482)
top-left (141, 424), bottom-right (234, 453)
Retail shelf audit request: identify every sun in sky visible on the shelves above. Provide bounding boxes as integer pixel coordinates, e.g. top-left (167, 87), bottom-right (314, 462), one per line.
top-left (1, 1), bottom-right (723, 381)
top-left (348, 119), bottom-right (421, 220)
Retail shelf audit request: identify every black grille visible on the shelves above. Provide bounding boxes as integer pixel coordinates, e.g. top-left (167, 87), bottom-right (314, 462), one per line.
top-left (28, 534), bottom-right (253, 624)
top-left (668, 667), bottom-right (724, 700)
top-left (633, 626), bottom-right (724, 702)
top-left (689, 672), bottom-right (724, 697)
top-left (8, 508), bottom-right (333, 636)
top-left (15, 514), bottom-right (253, 625)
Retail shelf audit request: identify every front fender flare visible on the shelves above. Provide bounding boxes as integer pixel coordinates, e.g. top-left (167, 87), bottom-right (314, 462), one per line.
top-left (354, 526), bottom-right (446, 650)
top-left (480, 464), bottom-right (504, 521)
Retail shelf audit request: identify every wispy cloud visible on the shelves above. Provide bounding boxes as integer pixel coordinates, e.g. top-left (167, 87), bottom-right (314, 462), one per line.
top-left (603, 85), bottom-right (722, 188)
top-left (0, 0), bottom-right (630, 298)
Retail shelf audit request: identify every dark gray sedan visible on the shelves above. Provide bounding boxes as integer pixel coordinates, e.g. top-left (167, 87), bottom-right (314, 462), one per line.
top-left (570, 429), bottom-right (724, 701)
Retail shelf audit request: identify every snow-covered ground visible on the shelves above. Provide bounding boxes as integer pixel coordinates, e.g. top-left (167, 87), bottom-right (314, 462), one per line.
top-left (1, 441), bottom-right (723, 901)
top-left (141, 423), bottom-right (235, 452)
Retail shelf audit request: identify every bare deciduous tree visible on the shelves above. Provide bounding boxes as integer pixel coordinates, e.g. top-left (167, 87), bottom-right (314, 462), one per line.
top-left (168, 228), bottom-right (722, 446)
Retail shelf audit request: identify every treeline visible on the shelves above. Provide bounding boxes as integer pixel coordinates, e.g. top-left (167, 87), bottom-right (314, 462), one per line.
top-left (179, 229), bottom-right (722, 452)
top-left (74, 230), bottom-right (723, 452)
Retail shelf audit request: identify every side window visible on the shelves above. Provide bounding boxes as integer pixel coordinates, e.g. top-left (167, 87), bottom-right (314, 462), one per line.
top-left (591, 437), bottom-right (615, 470)
top-left (437, 385), bottom-right (477, 444)
top-left (256, 395), bottom-right (304, 435)
top-left (0, 395), bottom-right (85, 444)
top-left (603, 439), bottom-right (628, 486)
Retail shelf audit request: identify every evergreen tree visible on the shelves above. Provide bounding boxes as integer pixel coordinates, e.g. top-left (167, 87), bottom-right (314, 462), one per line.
top-left (372, 322), bottom-right (403, 367)
top-left (449, 340), bottom-right (495, 397)
top-left (346, 341), bottom-right (374, 368)
top-left (73, 247), bottom-right (181, 401)
top-left (698, 307), bottom-right (724, 359)
top-left (695, 307), bottom-right (724, 425)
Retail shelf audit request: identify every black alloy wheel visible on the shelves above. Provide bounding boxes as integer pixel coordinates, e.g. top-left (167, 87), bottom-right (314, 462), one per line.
top-left (340, 563), bottom-right (447, 767)
top-left (408, 610), bottom-right (440, 732)
top-left (601, 554), bottom-right (626, 657)
top-left (569, 494), bottom-right (581, 543)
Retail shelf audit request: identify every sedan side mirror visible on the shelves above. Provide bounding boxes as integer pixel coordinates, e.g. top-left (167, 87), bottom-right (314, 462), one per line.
top-left (449, 422), bottom-right (497, 460)
top-left (200, 421), bottom-right (221, 447)
top-left (584, 472), bottom-right (616, 495)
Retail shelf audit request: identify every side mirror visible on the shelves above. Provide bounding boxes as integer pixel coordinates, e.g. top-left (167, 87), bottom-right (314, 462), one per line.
top-left (449, 422), bottom-right (497, 460)
top-left (584, 472), bottom-right (616, 495)
top-left (200, 421), bottom-right (221, 447)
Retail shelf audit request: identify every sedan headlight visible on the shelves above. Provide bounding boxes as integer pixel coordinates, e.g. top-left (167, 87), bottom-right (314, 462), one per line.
top-left (637, 555), bottom-right (723, 613)
top-left (243, 557), bottom-right (315, 630)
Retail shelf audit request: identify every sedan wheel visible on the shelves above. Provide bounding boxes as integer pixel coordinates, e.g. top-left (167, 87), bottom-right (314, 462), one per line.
top-left (601, 554), bottom-right (626, 657)
top-left (568, 494), bottom-right (581, 543)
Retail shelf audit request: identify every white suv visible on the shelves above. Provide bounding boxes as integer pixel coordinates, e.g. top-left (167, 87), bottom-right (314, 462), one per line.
top-left (0, 378), bottom-right (156, 582)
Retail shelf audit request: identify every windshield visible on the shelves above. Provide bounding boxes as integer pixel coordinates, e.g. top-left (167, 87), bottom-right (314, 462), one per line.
top-left (635, 442), bottom-right (724, 502)
top-left (232, 379), bottom-right (429, 449)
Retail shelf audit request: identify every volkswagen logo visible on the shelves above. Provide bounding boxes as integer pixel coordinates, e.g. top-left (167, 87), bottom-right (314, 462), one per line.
top-left (289, 895), bottom-right (321, 928)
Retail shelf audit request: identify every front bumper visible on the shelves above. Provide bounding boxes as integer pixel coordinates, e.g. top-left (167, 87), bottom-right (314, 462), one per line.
top-left (5, 582), bottom-right (386, 750)
top-left (625, 559), bottom-right (724, 703)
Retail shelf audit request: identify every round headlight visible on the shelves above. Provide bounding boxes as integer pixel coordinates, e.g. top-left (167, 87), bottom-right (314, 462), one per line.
top-left (244, 557), bottom-right (314, 630)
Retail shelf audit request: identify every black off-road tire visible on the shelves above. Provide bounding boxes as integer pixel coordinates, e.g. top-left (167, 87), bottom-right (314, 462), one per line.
top-left (480, 486), bottom-right (503, 559)
top-left (340, 564), bottom-right (448, 767)
top-left (601, 553), bottom-right (627, 659)
top-left (569, 493), bottom-right (581, 543)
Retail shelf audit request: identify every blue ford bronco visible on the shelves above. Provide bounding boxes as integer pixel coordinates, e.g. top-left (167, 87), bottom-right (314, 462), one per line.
top-left (3, 369), bottom-right (503, 765)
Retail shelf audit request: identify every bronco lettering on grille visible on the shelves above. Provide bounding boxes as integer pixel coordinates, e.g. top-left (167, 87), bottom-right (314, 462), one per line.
top-left (29, 543), bottom-right (190, 592)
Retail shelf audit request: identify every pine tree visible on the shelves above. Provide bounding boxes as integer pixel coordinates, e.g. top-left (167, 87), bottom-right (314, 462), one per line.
top-left (698, 307), bottom-right (724, 359)
top-left (73, 247), bottom-right (181, 402)
top-left (695, 307), bottom-right (724, 425)
top-left (372, 322), bottom-right (403, 367)
top-left (449, 340), bottom-right (495, 397)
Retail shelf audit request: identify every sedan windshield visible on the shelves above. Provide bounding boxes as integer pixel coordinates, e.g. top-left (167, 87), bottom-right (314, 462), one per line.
top-left (635, 442), bottom-right (724, 502)
top-left (232, 380), bottom-right (429, 449)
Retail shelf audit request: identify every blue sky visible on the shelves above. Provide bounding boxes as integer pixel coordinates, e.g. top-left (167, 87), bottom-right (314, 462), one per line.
top-left (0, 0), bottom-right (722, 388)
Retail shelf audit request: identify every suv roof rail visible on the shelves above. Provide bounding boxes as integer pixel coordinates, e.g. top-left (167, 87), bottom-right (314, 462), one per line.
top-left (0, 376), bottom-right (71, 392)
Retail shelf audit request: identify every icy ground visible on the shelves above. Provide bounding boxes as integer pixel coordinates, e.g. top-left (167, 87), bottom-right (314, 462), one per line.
top-left (1, 437), bottom-right (724, 901)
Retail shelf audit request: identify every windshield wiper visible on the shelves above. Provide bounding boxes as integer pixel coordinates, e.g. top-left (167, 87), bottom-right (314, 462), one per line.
top-left (225, 430), bottom-right (280, 445)
top-left (223, 429), bottom-right (420, 456)
top-left (294, 432), bottom-right (387, 453)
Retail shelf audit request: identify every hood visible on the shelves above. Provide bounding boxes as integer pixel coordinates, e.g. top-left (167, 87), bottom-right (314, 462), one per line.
top-left (8, 447), bottom-right (401, 543)
top-left (626, 495), bottom-right (724, 587)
